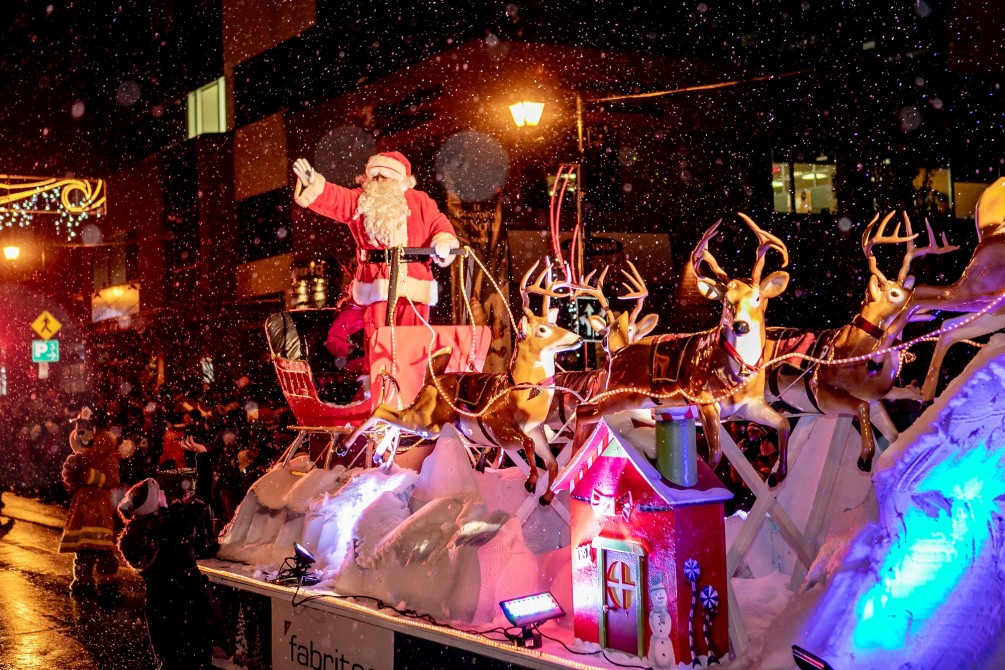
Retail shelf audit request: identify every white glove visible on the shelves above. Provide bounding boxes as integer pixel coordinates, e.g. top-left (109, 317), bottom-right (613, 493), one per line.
top-left (432, 237), bottom-right (459, 267)
top-left (293, 158), bottom-right (315, 186)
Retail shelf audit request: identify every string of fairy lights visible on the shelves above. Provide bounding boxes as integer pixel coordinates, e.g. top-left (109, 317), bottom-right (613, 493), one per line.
top-left (372, 248), bottom-right (1005, 424)
top-left (0, 176), bottom-right (107, 241)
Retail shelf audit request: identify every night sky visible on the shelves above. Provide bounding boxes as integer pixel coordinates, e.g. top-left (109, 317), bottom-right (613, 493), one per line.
top-left (1, 0), bottom-right (1003, 383)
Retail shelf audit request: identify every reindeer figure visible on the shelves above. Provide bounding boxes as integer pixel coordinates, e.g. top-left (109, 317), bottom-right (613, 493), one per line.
top-left (545, 262), bottom-right (660, 432)
top-left (343, 261), bottom-right (582, 504)
top-left (911, 178), bottom-right (1005, 400)
top-left (764, 211), bottom-right (958, 471)
top-left (573, 215), bottom-right (794, 480)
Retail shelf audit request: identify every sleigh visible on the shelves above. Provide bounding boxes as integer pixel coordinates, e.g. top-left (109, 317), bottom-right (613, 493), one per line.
top-left (266, 308), bottom-right (491, 469)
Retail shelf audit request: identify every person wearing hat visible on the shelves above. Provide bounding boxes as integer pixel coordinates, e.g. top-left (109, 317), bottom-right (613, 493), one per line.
top-left (59, 406), bottom-right (134, 601)
top-left (292, 152), bottom-right (461, 347)
top-left (738, 422), bottom-right (779, 483)
top-left (118, 477), bottom-right (222, 669)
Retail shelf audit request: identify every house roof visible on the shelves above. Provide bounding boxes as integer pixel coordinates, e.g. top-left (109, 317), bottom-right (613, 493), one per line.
top-left (552, 412), bottom-right (732, 507)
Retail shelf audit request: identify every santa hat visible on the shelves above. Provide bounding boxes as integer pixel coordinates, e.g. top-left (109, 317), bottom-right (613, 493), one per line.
top-left (118, 478), bottom-right (163, 520)
top-left (366, 151), bottom-right (412, 181)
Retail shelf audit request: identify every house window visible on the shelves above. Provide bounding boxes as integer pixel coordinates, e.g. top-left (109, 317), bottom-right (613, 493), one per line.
top-left (772, 160), bottom-right (838, 214)
top-left (187, 77), bottom-right (227, 138)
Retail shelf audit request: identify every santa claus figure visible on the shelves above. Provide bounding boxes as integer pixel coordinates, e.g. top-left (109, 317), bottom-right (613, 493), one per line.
top-left (293, 151), bottom-right (460, 345)
top-left (60, 407), bottom-right (135, 600)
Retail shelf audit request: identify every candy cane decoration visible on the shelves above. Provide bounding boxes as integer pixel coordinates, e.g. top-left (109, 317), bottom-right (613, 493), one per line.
top-left (700, 585), bottom-right (720, 666)
top-left (684, 558), bottom-right (700, 668)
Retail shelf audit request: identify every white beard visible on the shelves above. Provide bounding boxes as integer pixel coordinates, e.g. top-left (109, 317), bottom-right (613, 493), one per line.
top-left (356, 179), bottom-right (410, 248)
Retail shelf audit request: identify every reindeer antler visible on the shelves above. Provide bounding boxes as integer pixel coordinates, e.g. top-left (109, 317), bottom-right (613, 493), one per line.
top-left (691, 220), bottom-right (729, 283)
top-left (572, 266), bottom-right (616, 323)
top-left (861, 211), bottom-right (958, 283)
top-left (520, 259), bottom-right (572, 318)
top-left (619, 260), bottom-right (649, 325)
top-left (861, 211), bottom-right (913, 283)
top-left (896, 213), bottom-right (960, 282)
top-left (737, 213), bottom-right (789, 284)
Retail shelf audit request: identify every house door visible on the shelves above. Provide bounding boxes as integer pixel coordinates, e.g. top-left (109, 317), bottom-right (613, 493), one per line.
top-left (602, 549), bottom-right (641, 655)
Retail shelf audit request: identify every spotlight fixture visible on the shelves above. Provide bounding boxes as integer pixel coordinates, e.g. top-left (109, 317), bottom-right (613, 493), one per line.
top-left (272, 543), bottom-right (320, 586)
top-left (792, 645), bottom-right (834, 670)
top-left (294, 542), bottom-right (316, 566)
top-left (499, 592), bottom-right (565, 649)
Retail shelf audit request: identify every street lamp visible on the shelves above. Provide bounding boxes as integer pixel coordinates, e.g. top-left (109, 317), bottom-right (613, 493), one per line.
top-left (510, 95), bottom-right (588, 277)
top-left (508, 101), bottom-right (545, 128)
top-left (3, 246), bottom-right (20, 261)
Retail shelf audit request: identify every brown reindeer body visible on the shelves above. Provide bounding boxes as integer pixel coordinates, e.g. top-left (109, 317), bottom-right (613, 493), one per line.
top-left (343, 262), bottom-right (582, 504)
top-left (573, 215), bottom-right (794, 481)
top-left (764, 211), bottom-right (957, 471)
top-left (913, 178), bottom-right (1005, 400)
top-left (550, 369), bottom-right (606, 431)
top-left (545, 262), bottom-right (659, 435)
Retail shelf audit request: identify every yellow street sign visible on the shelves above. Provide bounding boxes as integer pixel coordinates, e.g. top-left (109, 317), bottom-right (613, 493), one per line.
top-left (31, 310), bottom-right (61, 340)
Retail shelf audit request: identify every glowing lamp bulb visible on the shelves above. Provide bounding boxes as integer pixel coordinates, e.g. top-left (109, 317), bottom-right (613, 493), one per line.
top-left (509, 101), bottom-right (545, 128)
top-left (2, 246), bottom-right (20, 261)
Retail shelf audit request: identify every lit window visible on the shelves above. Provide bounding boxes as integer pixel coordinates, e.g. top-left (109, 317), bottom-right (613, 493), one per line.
top-left (187, 77), bottom-right (227, 138)
top-left (772, 160), bottom-right (838, 214)
top-left (953, 180), bottom-right (990, 220)
top-left (913, 167), bottom-right (952, 217)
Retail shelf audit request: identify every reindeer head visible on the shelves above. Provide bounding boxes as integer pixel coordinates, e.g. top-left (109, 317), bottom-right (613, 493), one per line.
top-left (574, 262), bottom-right (659, 354)
top-left (516, 260), bottom-right (583, 373)
top-left (860, 211), bottom-right (958, 334)
top-left (692, 215), bottom-right (789, 372)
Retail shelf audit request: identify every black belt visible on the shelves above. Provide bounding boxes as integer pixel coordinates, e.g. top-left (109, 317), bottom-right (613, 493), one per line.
top-left (357, 249), bottom-right (428, 264)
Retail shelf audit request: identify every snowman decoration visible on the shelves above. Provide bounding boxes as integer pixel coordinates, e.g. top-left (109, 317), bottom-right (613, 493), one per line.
top-left (647, 573), bottom-right (676, 669)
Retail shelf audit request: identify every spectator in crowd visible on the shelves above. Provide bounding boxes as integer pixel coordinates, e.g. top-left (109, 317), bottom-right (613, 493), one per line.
top-left (118, 478), bottom-right (223, 669)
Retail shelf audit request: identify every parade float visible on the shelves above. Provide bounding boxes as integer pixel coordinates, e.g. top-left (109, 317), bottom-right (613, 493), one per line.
top-left (201, 178), bottom-right (1005, 670)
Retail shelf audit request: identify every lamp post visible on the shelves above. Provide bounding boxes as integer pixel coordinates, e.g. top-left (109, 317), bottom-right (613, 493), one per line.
top-left (509, 95), bottom-right (589, 278)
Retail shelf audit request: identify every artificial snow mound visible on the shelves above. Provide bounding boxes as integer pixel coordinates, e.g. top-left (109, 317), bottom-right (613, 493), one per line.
top-left (216, 424), bottom-right (547, 624)
top-left (795, 334), bottom-right (1005, 670)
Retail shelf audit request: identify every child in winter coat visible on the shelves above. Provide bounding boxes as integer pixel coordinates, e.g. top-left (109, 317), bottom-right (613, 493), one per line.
top-left (117, 478), bottom-right (221, 670)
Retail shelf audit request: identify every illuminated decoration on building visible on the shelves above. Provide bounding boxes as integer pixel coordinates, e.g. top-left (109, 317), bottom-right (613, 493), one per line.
top-left (0, 175), bottom-right (106, 241)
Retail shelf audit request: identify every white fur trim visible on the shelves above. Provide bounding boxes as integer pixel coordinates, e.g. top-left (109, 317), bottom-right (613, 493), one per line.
top-left (366, 156), bottom-right (407, 180)
top-left (353, 276), bottom-right (438, 306)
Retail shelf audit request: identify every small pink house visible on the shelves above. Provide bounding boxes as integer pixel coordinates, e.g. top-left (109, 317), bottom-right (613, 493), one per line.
top-left (552, 414), bottom-right (731, 665)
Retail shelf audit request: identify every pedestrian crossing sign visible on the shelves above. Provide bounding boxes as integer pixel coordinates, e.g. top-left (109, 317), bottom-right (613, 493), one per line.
top-left (31, 310), bottom-right (61, 340)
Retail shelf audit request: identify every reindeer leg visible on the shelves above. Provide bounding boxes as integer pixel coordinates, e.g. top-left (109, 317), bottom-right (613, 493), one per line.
top-left (530, 429), bottom-right (558, 506)
top-left (854, 399), bottom-right (876, 472)
top-left (340, 416), bottom-right (378, 456)
top-left (814, 386), bottom-right (877, 473)
top-left (571, 403), bottom-right (604, 455)
top-left (697, 403), bottom-right (723, 469)
top-left (520, 435), bottom-right (540, 494)
top-left (921, 330), bottom-right (953, 403)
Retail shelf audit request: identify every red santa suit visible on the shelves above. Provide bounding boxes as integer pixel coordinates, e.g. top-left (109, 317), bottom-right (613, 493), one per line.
top-left (294, 151), bottom-right (458, 342)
